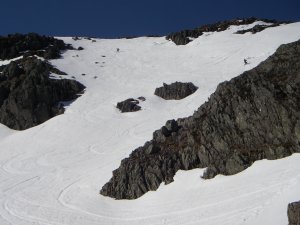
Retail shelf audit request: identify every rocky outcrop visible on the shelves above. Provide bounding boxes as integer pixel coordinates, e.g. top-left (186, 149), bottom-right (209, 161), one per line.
top-left (166, 17), bottom-right (288, 45)
top-left (288, 201), bottom-right (300, 225)
top-left (100, 39), bottom-right (300, 199)
top-left (0, 33), bottom-right (72, 60)
top-left (235, 24), bottom-right (280, 34)
top-left (0, 57), bottom-right (85, 130)
top-left (154, 82), bottom-right (198, 100)
top-left (116, 98), bottom-right (141, 113)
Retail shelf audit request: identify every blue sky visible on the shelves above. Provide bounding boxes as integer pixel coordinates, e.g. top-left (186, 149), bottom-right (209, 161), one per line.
top-left (1, 0), bottom-right (299, 37)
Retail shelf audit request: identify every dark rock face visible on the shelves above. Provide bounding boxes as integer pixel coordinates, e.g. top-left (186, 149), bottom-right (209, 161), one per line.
top-left (100, 39), bottom-right (300, 199)
top-left (235, 24), bottom-right (280, 34)
top-left (0, 57), bottom-right (85, 130)
top-left (117, 98), bottom-right (141, 112)
top-left (288, 201), bottom-right (300, 225)
top-left (0, 33), bottom-right (71, 60)
top-left (154, 82), bottom-right (198, 100)
top-left (166, 17), bottom-right (288, 45)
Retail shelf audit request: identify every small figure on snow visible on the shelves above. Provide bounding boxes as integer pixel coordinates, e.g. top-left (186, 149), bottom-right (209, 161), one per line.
top-left (244, 59), bottom-right (248, 65)
top-left (116, 48), bottom-right (120, 52)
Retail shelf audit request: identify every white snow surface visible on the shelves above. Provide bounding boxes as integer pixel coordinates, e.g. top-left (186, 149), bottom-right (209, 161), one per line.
top-left (0, 56), bottom-right (23, 66)
top-left (0, 21), bottom-right (300, 225)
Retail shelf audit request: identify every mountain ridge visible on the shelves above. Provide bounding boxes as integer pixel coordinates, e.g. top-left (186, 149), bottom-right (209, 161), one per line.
top-left (0, 19), bottom-right (299, 225)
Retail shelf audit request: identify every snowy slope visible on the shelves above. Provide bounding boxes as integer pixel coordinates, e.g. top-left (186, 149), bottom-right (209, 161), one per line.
top-left (0, 21), bottom-right (299, 225)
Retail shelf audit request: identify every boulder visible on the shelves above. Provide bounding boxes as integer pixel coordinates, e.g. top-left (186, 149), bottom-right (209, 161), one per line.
top-left (137, 96), bottom-right (146, 101)
top-left (154, 82), bottom-right (198, 100)
top-left (116, 98), bottom-right (141, 113)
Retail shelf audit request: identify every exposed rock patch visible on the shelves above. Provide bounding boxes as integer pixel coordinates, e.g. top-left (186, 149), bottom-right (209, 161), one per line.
top-left (0, 33), bottom-right (72, 60)
top-left (288, 201), bottom-right (300, 225)
top-left (166, 17), bottom-right (288, 45)
top-left (137, 96), bottom-right (146, 101)
top-left (0, 57), bottom-right (85, 130)
top-left (100, 39), bottom-right (300, 199)
top-left (117, 98), bottom-right (142, 112)
top-left (235, 24), bottom-right (280, 34)
top-left (154, 82), bottom-right (198, 100)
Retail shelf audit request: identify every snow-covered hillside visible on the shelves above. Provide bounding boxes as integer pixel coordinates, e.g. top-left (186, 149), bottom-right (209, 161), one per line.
top-left (0, 21), bottom-right (300, 225)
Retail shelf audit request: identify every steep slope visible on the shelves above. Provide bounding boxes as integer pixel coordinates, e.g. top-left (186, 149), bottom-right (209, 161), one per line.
top-left (0, 21), bottom-right (299, 225)
top-left (101, 39), bottom-right (300, 199)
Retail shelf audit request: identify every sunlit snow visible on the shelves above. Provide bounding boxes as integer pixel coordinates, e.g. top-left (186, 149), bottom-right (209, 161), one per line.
top-left (0, 21), bottom-right (299, 225)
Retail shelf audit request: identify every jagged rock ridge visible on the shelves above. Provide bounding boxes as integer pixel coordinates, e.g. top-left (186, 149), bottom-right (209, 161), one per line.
top-left (0, 33), bottom-right (72, 60)
top-left (0, 57), bottom-right (85, 130)
top-left (100, 39), bottom-right (300, 199)
top-left (166, 17), bottom-right (288, 45)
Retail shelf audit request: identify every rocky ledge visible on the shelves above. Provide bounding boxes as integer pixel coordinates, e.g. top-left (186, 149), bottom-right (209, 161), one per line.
top-left (166, 17), bottom-right (288, 45)
top-left (0, 57), bottom-right (85, 130)
top-left (100, 39), bottom-right (300, 199)
top-left (154, 82), bottom-right (198, 100)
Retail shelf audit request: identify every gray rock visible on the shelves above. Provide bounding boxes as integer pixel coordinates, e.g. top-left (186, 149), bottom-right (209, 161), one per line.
top-left (288, 201), bottom-right (300, 225)
top-left (154, 82), bottom-right (198, 100)
top-left (165, 119), bottom-right (180, 132)
top-left (0, 33), bottom-right (71, 60)
top-left (235, 24), bottom-right (280, 34)
top-left (137, 96), bottom-right (146, 101)
top-left (0, 57), bottom-right (85, 130)
top-left (101, 39), bottom-right (300, 199)
top-left (116, 98), bottom-right (141, 112)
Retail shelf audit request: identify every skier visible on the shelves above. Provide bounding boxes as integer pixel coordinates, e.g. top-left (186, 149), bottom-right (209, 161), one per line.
top-left (244, 59), bottom-right (248, 65)
top-left (116, 48), bottom-right (120, 52)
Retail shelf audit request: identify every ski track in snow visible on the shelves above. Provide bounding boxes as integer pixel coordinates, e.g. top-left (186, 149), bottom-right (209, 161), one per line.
top-left (0, 22), bottom-right (300, 225)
